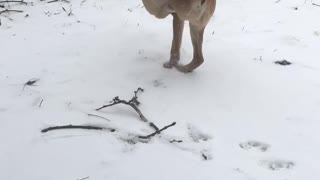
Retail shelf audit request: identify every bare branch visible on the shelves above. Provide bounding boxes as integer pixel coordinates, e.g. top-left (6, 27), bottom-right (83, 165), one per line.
top-left (138, 122), bottom-right (176, 139)
top-left (38, 99), bottom-right (44, 108)
top-left (170, 139), bottom-right (183, 143)
top-left (41, 125), bottom-right (116, 133)
top-left (78, 176), bottom-right (89, 180)
top-left (275, 59), bottom-right (292, 66)
top-left (23, 78), bottom-right (39, 90)
top-left (313, 3), bottom-right (320, 7)
top-left (0, 9), bottom-right (23, 14)
top-left (87, 113), bottom-right (110, 121)
top-left (47, 0), bottom-right (70, 3)
top-left (47, 0), bottom-right (58, 3)
top-left (0, 0), bottom-right (27, 5)
top-left (96, 88), bottom-right (160, 131)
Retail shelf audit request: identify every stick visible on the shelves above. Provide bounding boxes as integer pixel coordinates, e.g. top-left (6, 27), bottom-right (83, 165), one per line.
top-left (47, 0), bottom-right (58, 3)
top-left (38, 99), bottom-right (44, 108)
top-left (41, 125), bottom-right (115, 133)
top-left (313, 3), bottom-right (320, 7)
top-left (96, 98), bottom-right (149, 122)
top-left (0, 9), bottom-right (23, 14)
top-left (78, 176), bottom-right (89, 180)
top-left (22, 78), bottom-right (39, 90)
top-left (138, 122), bottom-right (176, 139)
top-left (47, 0), bottom-right (70, 3)
top-left (202, 153), bottom-right (208, 160)
top-left (170, 139), bottom-right (183, 143)
top-left (87, 113), bottom-right (110, 121)
top-left (0, 0), bottom-right (27, 5)
top-left (96, 88), bottom-right (160, 131)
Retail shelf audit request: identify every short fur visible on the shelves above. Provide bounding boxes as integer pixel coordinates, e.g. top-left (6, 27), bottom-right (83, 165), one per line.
top-left (142, 0), bottom-right (216, 72)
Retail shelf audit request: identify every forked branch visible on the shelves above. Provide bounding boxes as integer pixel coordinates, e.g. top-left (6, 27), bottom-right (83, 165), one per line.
top-left (41, 88), bottom-right (176, 141)
top-left (138, 122), bottom-right (176, 139)
top-left (96, 88), bottom-right (160, 131)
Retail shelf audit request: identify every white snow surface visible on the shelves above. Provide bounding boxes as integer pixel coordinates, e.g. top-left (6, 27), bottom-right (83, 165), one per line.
top-left (1, 0), bottom-right (320, 179)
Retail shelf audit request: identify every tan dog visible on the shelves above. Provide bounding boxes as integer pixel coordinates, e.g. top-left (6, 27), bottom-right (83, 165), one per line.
top-left (142, 0), bottom-right (216, 72)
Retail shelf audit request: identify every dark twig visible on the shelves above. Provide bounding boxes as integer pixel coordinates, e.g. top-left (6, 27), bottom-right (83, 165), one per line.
top-left (0, 0), bottom-right (27, 5)
top-left (138, 122), bottom-right (176, 139)
top-left (47, 0), bottom-right (70, 3)
top-left (0, 9), bottom-right (23, 14)
top-left (47, 0), bottom-right (58, 3)
top-left (202, 153), bottom-right (208, 160)
top-left (23, 78), bottom-right (39, 90)
top-left (78, 176), bottom-right (89, 180)
top-left (313, 3), bottom-right (320, 7)
top-left (87, 113), bottom-right (110, 121)
top-left (38, 99), bottom-right (44, 108)
top-left (96, 88), bottom-right (160, 131)
top-left (170, 139), bottom-right (183, 143)
top-left (41, 125), bottom-right (116, 133)
top-left (275, 59), bottom-right (292, 66)
top-left (80, 0), bottom-right (87, 6)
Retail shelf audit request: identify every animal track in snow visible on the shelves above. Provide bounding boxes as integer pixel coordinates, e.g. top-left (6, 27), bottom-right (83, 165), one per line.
top-left (260, 159), bottom-right (295, 171)
top-left (187, 124), bottom-right (212, 143)
top-left (239, 140), bottom-right (270, 152)
top-left (164, 124), bottom-right (214, 161)
top-left (152, 79), bottom-right (166, 88)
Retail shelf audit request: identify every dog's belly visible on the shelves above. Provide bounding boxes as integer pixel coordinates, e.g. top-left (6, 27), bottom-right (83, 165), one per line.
top-left (142, 0), bottom-right (175, 18)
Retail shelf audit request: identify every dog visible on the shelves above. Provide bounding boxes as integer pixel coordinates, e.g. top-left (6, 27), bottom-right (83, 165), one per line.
top-left (142, 0), bottom-right (216, 72)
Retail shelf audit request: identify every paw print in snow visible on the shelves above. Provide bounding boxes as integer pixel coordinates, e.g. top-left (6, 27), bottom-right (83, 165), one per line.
top-left (239, 140), bottom-right (270, 152)
top-left (187, 124), bottom-right (212, 143)
top-left (152, 79), bottom-right (166, 88)
top-left (260, 159), bottom-right (295, 171)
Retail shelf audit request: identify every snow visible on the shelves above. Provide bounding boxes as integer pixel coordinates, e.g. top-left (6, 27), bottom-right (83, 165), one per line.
top-left (1, 0), bottom-right (320, 179)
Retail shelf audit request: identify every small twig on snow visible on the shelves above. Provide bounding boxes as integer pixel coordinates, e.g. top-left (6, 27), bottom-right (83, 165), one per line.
top-left (170, 139), bottom-right (183, 143)
top-left (312, 3), bottom-right (320, 7)
top-left (62, 5), bottom-right (73, 16)
top-left (47, 0), bottom-right (70, 3)
top-left (202, 153), bottom-right (208, 160)
top-left (0, 0), bottom-right (27, 5)
top-left (78, 176), bottom-right (89, 180)
top-left (138, 122), bottom-right (176, 139)
top-left (87, 113), bottom-right (110, 121)
top-left (96, 88), bottom-right (160, 131)
top-left (41, 125), bottom-right (116, 133)
top-left (47, 0), bottom-right (58, 3)
top-left (38, 99), bottom-right (44, 108)
top-left (275, 59), bottom-right (292, 66)
top-left (80, 0), bottom-right (87, 6)
top-left (0, 9), bottom-right (23, 14)
top-left (23, 78), bottom-right (39, 90)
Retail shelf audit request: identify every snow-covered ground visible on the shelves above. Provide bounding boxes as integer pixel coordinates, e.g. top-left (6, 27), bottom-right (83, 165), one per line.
top-left (1, 0), bottom-right (320, 179)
